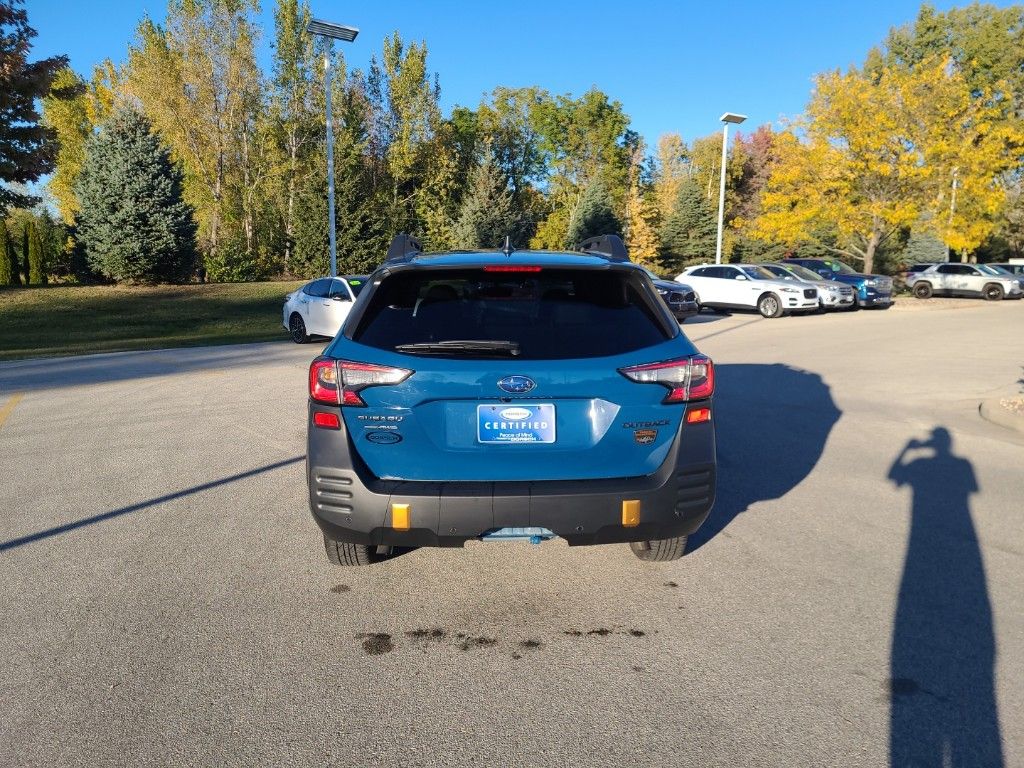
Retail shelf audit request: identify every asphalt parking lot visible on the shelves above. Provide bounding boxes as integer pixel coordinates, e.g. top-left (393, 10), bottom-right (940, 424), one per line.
top-left (1, 301), bottom-right (1022, 767)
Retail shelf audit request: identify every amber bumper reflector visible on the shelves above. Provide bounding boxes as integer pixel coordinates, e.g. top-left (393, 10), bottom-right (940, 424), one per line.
top-left (622, 500), bottom-right (641, 527)
top-left (391, 503), bottom-right (410, 530)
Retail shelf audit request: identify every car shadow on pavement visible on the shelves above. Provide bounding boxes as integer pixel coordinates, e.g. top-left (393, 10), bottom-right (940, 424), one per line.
top-left (886, 428), bottom-right (1004, 767)
top-left (687, 363), bottom-right (841, 553)
top-left (0, 455), bottom-right (305, 553)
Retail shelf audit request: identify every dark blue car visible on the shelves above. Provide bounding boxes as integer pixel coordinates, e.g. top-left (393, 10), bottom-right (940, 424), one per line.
top-left (784, 257), bottom-right (894, 309)
top-left (306, 235), bottom-right (717, 565)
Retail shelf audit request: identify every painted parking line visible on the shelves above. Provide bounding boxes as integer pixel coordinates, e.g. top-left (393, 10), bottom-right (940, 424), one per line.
top-left (0, 393), bottom-right (24, 430)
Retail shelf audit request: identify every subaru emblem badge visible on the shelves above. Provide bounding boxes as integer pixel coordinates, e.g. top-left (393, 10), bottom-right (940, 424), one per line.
top-left (498, 375), bottom-right (536, 394)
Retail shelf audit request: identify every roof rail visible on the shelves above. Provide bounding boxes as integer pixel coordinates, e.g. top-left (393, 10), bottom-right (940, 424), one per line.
top-left (576, 234), bottom-right (630, 263)
top-left (385, 233), bottom-right (423, 263)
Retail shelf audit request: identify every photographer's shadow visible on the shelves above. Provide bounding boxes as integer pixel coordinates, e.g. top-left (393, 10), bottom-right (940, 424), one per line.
top-left (688, 363), bottom-right (841, 552)
top-left (887, 428), bottom-right (1003, 767)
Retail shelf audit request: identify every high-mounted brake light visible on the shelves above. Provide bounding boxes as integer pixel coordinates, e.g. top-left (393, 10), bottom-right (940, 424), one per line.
top-left (483, 265), bottom-right (542, 273)
top-left (619, 356), bottom-right (714, 404)
top-left (309, 357), bottom-right (413, 407)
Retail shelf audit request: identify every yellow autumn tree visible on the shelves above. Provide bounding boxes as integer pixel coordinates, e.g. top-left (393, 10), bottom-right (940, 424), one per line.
top-left (42, 61), bottom-right (118, 225)
top-left (755, 57), bottom-right (1022, 272)
top-left (624, 144), bottom-right (660, 268)
top-left (653, 133), bottom-right (688, 221)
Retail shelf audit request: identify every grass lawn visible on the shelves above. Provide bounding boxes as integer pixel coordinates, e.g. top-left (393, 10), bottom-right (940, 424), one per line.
top-left (0, 281), bottom-right (304, 361)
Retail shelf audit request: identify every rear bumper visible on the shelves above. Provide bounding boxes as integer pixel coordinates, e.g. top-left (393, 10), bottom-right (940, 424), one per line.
top-left (307, 402), bottom-right (716, 548)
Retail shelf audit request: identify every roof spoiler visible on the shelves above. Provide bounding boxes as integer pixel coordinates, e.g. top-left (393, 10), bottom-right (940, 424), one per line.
top-left (575, 234), bottom-right (630, 263)
top-left (385, 233), bottom-right (423, 263)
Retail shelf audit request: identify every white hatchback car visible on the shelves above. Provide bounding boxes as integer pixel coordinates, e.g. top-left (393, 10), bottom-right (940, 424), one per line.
top-left (283, 275), bottom-right (368, 343)
top-left (906, 263), bottom-right (1022, 301)
top-left (676, 264), bottom-right (819, 318)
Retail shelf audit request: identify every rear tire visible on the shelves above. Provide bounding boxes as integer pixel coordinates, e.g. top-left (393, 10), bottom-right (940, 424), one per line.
top-left (629, 536), bottom-right (688, 562)
top-left (982, 283), bottom-right (1004, 301)
top-left (323, 534), bottom-right (389, 566)
top-left (757, 293), bottom-right (783, 318)
top-left (289, 312), bottom-right (309, 343)
top-left (913, 282), bottom-right (933, 299)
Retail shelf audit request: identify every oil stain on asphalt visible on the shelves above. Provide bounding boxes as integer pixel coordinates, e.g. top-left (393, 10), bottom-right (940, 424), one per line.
top-left (356, 627), bottom-right (650, 656)
top-left (356, 633), bottom-right (394, 655)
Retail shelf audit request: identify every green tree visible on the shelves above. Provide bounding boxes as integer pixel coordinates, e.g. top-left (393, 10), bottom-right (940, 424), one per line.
top-left (529, 88), bottom-right (635, 248)
top-left (475, 86), bottom-right (549, 243)
top-left (660, 180), bottom-right (717, 271)
top-left (75, 109), bottom-right (197, 283)
top-left (902, 228), bottom-right (947, 264)
top-left (127, 0), bottom-right (267, 278)
top-left (0, 0), bottom-right (68, 214)
top-left (25, 218), bottom-right (43, 284)
top-left (267, 0), bottom-right (326, 273)
top-left (0, 220), bottom-right (13, 285)
top-left (20, 223), bottom-right (28, 282)
top-left (451, 155), bottom-right (515, 249)
top-left (872, 4), bottom-right (1024, 115)
top-left (567, 176), bottom-right (622, 247)
top-left (366, 32), bottom-right (444, 233)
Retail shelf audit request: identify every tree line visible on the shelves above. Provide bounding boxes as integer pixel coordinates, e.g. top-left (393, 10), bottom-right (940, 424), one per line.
top-left (1, 0), bottom-right (1023, 286)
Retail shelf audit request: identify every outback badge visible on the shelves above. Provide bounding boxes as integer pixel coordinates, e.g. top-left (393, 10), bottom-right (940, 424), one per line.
top-left (633, 429), bottom-right (657, 445)
top-left (497, 375), bottom-right (536, 394)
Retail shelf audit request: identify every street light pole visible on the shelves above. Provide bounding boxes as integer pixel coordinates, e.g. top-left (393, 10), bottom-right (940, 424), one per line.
top-left (715, 112), bottom-right (747, 265)
top-left (325, 48), bottom-right (337, 278)
top-left (306, 18), bottom-right (359, 278)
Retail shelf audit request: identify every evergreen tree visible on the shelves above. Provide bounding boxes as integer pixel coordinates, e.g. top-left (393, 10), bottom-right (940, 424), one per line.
top-left (0, 0), bottom-right (68, 213)
top-left (451, 156), bottom-right (515, 249)
top-left (75, 108), bottom-right (197, 283)
top-left (25, 218), bottom-right (43, 284)
top-left (660, 179), bottom-right (717, 270)
top-left (20, 223), bottom-right (28, 282)
top-left (0, 220), bottom-right (12, 285)
top-left (902, 228), bottom-right (947, 264)
top-left (566, 176), bottom-right (621, 247)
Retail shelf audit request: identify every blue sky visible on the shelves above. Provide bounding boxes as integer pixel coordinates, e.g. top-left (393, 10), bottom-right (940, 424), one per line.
top-left (26, 0), bottom-right (1003, 147)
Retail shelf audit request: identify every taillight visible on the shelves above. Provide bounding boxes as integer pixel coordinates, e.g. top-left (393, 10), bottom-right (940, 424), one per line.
top-left (483, 265), bottom-right (542, 272)
top-left (619, 355), bottom-right (714, 403)
top-left (309, 358), bottom-right (340, 404)
top-left (309, 357), bottom-right (413, 407)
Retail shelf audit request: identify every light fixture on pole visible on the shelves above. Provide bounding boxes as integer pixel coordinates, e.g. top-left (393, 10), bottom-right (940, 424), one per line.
top-left (306, 18), bottom-right (359, 278)
top-left (715, 112), bottom-right (746, 265)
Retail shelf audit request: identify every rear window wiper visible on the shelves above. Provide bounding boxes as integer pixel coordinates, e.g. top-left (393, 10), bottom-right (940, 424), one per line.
top-left (394, 340), bottom-right (521, 356)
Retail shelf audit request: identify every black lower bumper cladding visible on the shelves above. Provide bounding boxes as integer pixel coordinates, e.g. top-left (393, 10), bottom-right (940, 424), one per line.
top-left (307, 402), bottom-right (716, 548)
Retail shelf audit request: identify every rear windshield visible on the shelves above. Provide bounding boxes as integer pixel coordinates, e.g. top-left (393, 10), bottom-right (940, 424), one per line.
top-left (351, 267), bottom-right (674, 359)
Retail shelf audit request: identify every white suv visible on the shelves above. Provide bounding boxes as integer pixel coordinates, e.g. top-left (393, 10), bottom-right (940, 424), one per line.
top-left (676, 264), bottom-right (819, 318)
top-left (907, 263), bottom-right (1022, 301)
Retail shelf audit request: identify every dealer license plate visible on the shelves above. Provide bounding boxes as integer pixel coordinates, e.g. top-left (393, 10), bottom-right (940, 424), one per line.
top-left (477, 404), bottom-right (556, 444)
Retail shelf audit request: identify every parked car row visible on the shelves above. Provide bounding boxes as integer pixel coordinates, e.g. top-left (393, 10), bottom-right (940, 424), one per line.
top-left (669, 258), bottom-right (892, 318)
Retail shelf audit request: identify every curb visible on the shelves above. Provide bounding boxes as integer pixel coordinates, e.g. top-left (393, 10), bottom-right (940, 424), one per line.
top-left (979, 398), bottom-right (1024, 435)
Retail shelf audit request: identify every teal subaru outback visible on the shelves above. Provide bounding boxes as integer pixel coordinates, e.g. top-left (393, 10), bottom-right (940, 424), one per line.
top-left (306, 234), bottom-right (717, 565)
